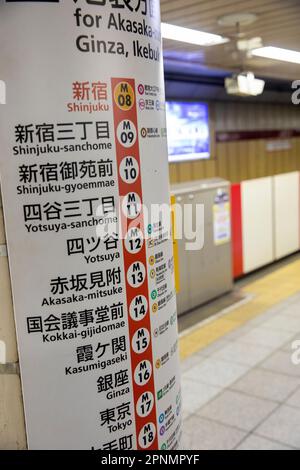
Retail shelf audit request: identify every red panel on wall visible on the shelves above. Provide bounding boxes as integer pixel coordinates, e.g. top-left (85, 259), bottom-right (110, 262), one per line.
top-left (231, 184), bottom-right (244, 278)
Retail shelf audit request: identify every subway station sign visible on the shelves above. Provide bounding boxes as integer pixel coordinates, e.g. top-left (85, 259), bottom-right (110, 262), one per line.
top-left (0, 0), bottom-right (181, 450)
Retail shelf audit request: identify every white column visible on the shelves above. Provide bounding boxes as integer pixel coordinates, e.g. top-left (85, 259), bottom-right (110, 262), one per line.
top-left (0, 189), bottom-right (27, 449)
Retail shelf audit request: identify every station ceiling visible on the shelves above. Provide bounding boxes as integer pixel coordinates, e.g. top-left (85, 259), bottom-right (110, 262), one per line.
top-left (161, 0), bottom-right (300, 82)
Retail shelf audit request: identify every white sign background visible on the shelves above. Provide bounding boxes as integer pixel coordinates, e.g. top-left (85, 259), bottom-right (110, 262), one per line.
top-left (0, 0), bottom-right (181, 450)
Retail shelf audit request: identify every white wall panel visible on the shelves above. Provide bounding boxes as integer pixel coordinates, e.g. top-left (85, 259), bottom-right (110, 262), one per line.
top-left (242, 177), bottom-right (274, 273)
top-left (274, 172), bottom-right (300, 259)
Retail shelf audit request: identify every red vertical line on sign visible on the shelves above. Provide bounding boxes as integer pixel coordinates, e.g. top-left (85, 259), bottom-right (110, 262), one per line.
top-left (111, 78), bottom-right (158, 450)
top-left (231, 183), bottom-right (244, 278)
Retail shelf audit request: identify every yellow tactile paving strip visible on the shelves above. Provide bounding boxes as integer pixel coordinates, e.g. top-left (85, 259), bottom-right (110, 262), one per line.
top-left (179, 258), bottom-right (300, 360)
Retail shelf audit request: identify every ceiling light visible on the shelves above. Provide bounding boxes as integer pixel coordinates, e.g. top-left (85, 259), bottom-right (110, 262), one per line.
top-left (161, 23), bottom-right (228, 47)
top-left (225, 72), bottom-right (265, 97)
top-left (237, 37), bottom-right (263, 52)
top-left (252, 46), bottom-right (300, 65)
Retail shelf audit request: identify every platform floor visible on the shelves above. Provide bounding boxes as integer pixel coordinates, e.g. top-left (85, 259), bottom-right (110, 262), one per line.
top-left (179, 257), bottom-right (300, 450)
